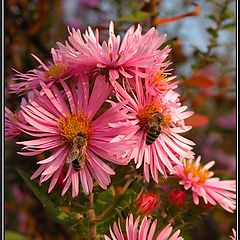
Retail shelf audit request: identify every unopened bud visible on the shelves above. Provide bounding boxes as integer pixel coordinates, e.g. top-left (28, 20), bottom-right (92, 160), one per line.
top-left (168, 189), bottom-right (186, 208)
top-left (199, 199), bottom-right (214, 210)
top-left (135, 191), bottom-right (159, 215)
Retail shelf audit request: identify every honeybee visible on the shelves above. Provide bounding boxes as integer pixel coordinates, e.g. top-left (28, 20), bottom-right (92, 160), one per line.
top-left (146, 112), bottom-right (162, 145)
top-left (66, 133), bottom-right (87, 171)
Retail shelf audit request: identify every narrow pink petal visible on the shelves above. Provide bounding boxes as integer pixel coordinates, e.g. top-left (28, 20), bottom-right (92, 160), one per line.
top-left (48, 165), bottom-right (64, 193)
top-left (60, 79), bottom-right (76, 114)
top-left (71, 171), bottom-right (79, 197)
top-left (156, 224), bottom-right (172, 240)
top-left (79, 167), bottom-right (93, 195)
top-left (147, 219), bottom-right (157, 240)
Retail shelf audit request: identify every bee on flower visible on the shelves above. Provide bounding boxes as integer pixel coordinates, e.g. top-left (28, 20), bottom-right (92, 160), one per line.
top-left (15, 74), bottom-right (139, 197)
top-left (112, 76), bottom-right (195, 182)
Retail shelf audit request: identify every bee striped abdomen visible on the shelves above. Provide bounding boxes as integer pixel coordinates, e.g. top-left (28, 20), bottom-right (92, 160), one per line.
top-left (72, 159), bottom-right (81, 171)
top-left (146, 126), bottom-right (161, 145)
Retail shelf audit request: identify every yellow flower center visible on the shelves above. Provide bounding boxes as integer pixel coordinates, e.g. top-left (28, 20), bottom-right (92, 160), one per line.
top-left (137, 102), bottom-right (171, 129)
top-left (58, 112), bottom-right (91, 143)
top-left (151, 72), bottom-right (174, 92)
top-left (184, 161), bottom-right (211, 184)
top-left (45, 63), bottom-right (65, 78)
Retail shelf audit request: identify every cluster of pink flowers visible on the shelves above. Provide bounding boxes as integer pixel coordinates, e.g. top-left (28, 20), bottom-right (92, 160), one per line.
top-left (105, 214), bottom-right (183, 240)
top-left (6, 21), bottom-right (236, 238)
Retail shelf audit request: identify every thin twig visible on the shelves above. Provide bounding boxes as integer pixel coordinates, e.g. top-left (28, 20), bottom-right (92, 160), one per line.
top-left (96, 177), bottom-right (134, 221)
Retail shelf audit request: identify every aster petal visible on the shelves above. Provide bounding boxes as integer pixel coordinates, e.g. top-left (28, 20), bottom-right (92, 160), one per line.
top-left (79, 167), bottom-right (93, 195)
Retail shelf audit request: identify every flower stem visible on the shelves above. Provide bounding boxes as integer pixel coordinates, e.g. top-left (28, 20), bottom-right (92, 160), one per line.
top-left (87, 193), bottom-right (97, 239)
top-left (96, 177), bottom-right (134, 221)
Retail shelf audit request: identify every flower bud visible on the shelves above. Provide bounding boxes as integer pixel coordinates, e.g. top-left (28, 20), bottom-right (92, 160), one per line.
top-left (135, 191), bottom-right (159, 215)
top-left (199, 199), bottom-right (214, 210)
top-left (168, 189), bottom-right (186, 208)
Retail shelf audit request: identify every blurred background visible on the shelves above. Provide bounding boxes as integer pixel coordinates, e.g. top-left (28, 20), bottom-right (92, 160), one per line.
top-left (5, 0), bottom-right (236, 239)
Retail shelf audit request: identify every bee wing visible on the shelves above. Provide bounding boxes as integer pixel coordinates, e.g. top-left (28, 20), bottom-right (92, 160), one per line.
top-left (66, 147), bottom-right (79, 163)
top-left (77, 146), bottom-right (87, 167)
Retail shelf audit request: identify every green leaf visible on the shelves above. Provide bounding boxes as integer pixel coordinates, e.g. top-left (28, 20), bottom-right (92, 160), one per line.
top-left (95, 182), bottom-right (142, 234)
top-left (5, 230), bottom-right (30, 240)
top-left (208, 15), bottom-right (217, 22)
top-left (206, 27), bottom-right (218, 37)
top-left (94, 186), bottom-right (115, 215)
top-left (220, 9), bottom-right (234, 21)
top-left (16, 168), bottom-right (72, 226)
top-left (222, 22), bottom-right (236, 32)
top-left (118, 11), bottom-right (153, 23)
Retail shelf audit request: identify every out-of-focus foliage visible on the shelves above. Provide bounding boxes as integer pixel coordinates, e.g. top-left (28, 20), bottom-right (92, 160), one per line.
top-left (5, 0), bottom-right (236, 239)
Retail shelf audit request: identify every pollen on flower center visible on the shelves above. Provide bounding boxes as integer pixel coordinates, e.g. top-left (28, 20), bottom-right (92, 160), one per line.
top-left (45, 63), bottom-right (64, 78)
top-left (58, 112), bottom-right (91, 142)
top-left (184, 161), bottom-right (211, 184)
top-left (137, 102), bottom-right (171, 129)
top-left (152, 72), bottom-right (168, 85)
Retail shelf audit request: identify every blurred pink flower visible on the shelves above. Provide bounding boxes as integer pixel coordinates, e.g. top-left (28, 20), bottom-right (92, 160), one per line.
top-left (10, 48), bottom-right (71, 95)
top-left (104, 214), bottom-right (183, 240)
top-left (78, 0), bottom-right (99, 7)
top-left (214, 150), bottom-right (236, 173)
top-left (113, 78), bottom-right (194, 182)
top-left (201, 132), bottom-right (235, 173)
top-left (5, 98), bottom-right (27, 140)
top-left (217, 108), bottom-right (236, 129)
top-left (174, 156), bottom-right (236, 213)
top-left (230, 228), bottom-right (236, 240)
top-left (58, 21), bottom-right (170, 83)
top-left (197, 64), bottom-right (217, 83)
top-left (16, 74), bottom-right (138, 197)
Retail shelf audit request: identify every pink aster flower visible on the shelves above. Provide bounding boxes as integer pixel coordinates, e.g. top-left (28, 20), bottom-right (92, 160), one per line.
top-left (104, 214), bottom-right (183, 240)
top-left (173, 156), bottom-right (236, 213)
top-left (57, 21), bottom-right (171, 83)
top-left (230, 228), bottom-right (236, 240)
top-left (113, 77), bottom-right (195, 182)
top-left (16, 74), bottom-right (138, 197)
top-left (5, 99), bottom-right (27, 140)
top-left (10, 48), bottom-right (71, 95)
top-left (144, 66), bottom-right (178, 96)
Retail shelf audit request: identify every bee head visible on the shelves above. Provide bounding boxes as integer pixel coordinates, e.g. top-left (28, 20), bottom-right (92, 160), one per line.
top-left (72, 133), bottom-right (87, 146)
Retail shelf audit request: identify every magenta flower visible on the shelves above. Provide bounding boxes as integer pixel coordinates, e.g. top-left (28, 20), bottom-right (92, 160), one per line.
top-left (104, 214), bottom-right (183, 240)
top-left (173, 156), bottom-right (236, 213)
top-left (16, 74), bottom-right (138, 197)
top-left (10, 48), bottom-right (70, 95)
top-left (57, 21), bottom-right (170, 83)
top-left (5, 98), bottom-right (27, 140)
top-left (113, 78), bottom-right (195, 182)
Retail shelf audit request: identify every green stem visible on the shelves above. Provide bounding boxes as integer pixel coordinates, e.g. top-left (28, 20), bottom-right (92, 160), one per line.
top-left (96, 177), bottom-right (134, 221)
